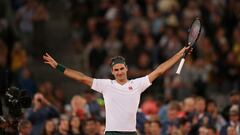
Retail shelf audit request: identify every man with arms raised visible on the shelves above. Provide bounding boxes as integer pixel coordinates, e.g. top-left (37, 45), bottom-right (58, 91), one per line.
top-left (43, 46), bottom-right (190, 135)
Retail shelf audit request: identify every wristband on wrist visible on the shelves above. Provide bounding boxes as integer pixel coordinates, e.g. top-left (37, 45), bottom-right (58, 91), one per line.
top-left (56, 64), bottom-right (66, 73)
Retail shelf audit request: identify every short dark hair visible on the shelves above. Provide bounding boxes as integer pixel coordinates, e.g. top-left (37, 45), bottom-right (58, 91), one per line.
top-left (110, 56), bottom-right (126, 67)
top-left (150, 120), bottom-right (161, 128)
top-left (229, 90), bottom-right (240, 97)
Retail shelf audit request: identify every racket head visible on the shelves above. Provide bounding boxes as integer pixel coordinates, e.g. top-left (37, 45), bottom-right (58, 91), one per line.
top-left (187, 18), bottom-right (202, 47)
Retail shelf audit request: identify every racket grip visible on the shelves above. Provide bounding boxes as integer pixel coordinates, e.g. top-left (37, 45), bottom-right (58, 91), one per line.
top-left (176, 58), bottom-right (185, 74)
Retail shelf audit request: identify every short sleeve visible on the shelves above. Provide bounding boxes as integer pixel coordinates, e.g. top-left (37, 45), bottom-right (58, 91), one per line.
top-left (91, 79), bottom-right (109, 93)
top-left (135, 75), bottom-right (152, 93)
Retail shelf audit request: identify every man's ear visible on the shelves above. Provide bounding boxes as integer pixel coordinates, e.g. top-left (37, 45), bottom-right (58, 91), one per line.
top-left (111, 68), bottom-right (114, 74)
top-left (125, 65), bottom-right (128, 71)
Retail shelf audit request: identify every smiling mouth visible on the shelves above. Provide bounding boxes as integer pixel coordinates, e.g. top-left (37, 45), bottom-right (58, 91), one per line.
top-left (117, 74), bottom-right (123, 77)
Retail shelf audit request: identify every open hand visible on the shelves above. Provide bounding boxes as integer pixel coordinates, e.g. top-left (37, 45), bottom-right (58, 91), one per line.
top-left (43, 53), bottom-right (58, 68)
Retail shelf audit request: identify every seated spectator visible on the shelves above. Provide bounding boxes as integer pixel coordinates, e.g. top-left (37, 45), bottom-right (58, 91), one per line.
top-left (141, 96), bottom-right (158, 117)
top-left (17, 67), bottom-right (37, 97)
top-left (222, 90), bottom-right (240, 121)
top-left (207, 126), bottom-right (217, 135)
top-left (84, 91), bottom-right (101, 119)
top-left (53, 87), bottom-right (66, 113)
top-left (194, 97), bottom-right (212, 127)
top-left (83, 118), bottom-right (97, 135)
top-left (180, 97), bottom-right (195, 119)
top-left (25, 93), bottom-right (59, 135)
top-left (70, 95), bottom-right (88, 120)
top-left (161, 101), bottom-right (180, 135)
top-left (179, 118), bottom-right (192, 135)
top-left (150, 120), bottom-right (161, 135)
top-left (206, 99), bottom-right (226, 132)
top-left (41, 119), bottom-right (56, 135)
top-left (198, 126), bottom-right (208, 135)
top-left (18, 119), bottom-right (32, 135)
top-left (69, 116), bottom-right (82, 135)
top-left (143, 121), bottom-right (151, 135)
top-left (11, 42), bottom-right (28, 73)
top-left (54, 117), bottom-right (71, 135)
top-left (227, 126), bottom-right (238, 135)
top-left (220, 105), bottom-right (240, 135)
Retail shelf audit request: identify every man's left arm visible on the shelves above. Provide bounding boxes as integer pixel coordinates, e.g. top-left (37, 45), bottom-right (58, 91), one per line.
top-left (148, 46), bottom-right (190, 83)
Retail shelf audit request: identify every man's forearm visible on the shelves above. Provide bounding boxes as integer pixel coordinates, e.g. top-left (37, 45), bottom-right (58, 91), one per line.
top-left (149, 49), bottom-right (184, 82)
top-left (155, 51), bottom-right (182, 75)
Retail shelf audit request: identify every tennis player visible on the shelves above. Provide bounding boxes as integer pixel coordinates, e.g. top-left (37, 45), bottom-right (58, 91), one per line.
top-left (43, 46), bottom-right (190, 135)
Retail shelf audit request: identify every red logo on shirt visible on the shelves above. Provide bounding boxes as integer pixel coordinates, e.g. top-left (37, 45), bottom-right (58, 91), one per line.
top-left (128, 86), bottom-right (133, 90)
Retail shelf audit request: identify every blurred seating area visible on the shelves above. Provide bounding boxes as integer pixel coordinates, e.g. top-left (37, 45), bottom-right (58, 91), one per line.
top-left (0, 0), bottom-right (240, 135)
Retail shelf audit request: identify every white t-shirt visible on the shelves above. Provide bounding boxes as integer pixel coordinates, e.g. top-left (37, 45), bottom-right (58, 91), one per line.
top-left (91, 75), bottom-right (152, 131)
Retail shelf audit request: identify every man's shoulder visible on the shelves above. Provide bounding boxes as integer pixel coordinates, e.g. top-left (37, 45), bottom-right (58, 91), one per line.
top-left (131, 76), bottom-right (148, 82)
top-left (93, 78), bottom-right (113, 84)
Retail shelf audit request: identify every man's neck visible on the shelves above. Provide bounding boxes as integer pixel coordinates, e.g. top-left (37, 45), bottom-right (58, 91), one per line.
top-left (59, 129), bottom-right (68, 135)
top-left (72, 128), bottom-right (80, 133)
top-left (116, 78), bottom-right (128, 85)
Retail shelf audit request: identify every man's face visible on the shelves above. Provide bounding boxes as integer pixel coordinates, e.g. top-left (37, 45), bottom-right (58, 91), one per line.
top-left (195, 100), bottom-right (206, 113)
top-left (167, 109), bottom-right (178, 121)
top-left (184, 98), bottom-right (195, 112)
top-left (111, 63), bottom-right (128, 81)
top-left (85, 120), bottom-right (96, 135)
top-left (59, 119), bottom-right (69, 132)
top-left (21, 124), bottom-right (32, 135)
top-left (229, 113), bottom-right (239, 123)
top-left (230, 95), bottom-right (240, 104)
top-left (150, 122), bottom-right (161, 135)
top-left (181, 122), bottom-right (191, 134)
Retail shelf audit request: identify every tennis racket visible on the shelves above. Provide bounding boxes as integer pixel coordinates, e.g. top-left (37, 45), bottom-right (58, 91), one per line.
top-left (176, 18), bottom-right (202, 74)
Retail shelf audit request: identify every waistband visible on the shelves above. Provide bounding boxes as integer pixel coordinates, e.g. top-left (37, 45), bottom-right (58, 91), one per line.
top-left (105, 131), bottom-right (137, 134)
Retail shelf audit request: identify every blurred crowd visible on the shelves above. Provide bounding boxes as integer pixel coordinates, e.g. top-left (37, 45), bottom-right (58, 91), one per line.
top-left (0, 0), bottom-right (240, 135)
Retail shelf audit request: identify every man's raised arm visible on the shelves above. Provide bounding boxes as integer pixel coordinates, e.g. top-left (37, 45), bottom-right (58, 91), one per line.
top-left (148, 46), bottom-right (190, 83)
top-left (43, 53), bottom-right (93, 87)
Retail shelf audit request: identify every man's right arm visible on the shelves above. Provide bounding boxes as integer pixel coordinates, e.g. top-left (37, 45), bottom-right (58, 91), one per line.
top-left (43, 53), bottom-right (93, 87)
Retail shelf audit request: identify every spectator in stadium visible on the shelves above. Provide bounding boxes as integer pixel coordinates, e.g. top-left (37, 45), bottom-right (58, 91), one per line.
top-left (55, 117), bottom-right (70, 135)
top-left (88, 34), bottom-right (107, 76)
top-left (198, 126), bottom-right (208, 135)
top-left (18, 119), bottom-right (32, 135)
top-left (31, 0), bottom-right (49, 57)
top-left (227, 126), bottom-right (238, 135)
top-left (70, 95), bottom-right (88, 120)
top-left (150, 120), bottom-right (161, 135)
top-left (15, 0), bottom-right (37, 49)
top-left (17, 67), bottom-right (37, 97)
top-left (181, 97), bottom-right (195, 119)
top-left (41, 119), bottom-right (56, 135)
top-left (222, 90), bottom-right (240, 121)
top-left (194, 97), bottom-right (212, 127)
top-left (69, 116), bottom-right (82, 135)
top-left (161, 101), bottom-right (180, 135)
top-left (220, 105), bottom-right (240, 135)
top-left (25, 93), bottom-right (59, 135)
top-left (207, 126), bottom-right (217, 135)
top-left (0, 39), bottom-right (8, 100)
top-left (83, 118), bottom-right (97, 135)
top-left (206, 99), bottom-right (226, 132)
top-left (143, 121), bottom-right (151, 135)
top-left (179, 118), bottom-right (192, 135)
